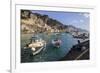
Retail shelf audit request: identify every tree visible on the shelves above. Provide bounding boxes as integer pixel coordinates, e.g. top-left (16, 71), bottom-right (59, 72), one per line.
top-left (21, 10), bottom-right (31, 19)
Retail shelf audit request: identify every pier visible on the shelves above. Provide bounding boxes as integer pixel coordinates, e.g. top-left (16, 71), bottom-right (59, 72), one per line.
top-left (59, 40), bottom-right (89, 61)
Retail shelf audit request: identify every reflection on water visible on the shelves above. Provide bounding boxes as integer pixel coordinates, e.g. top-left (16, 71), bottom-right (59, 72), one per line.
top-left (21, 33), bottom-right (78, 63)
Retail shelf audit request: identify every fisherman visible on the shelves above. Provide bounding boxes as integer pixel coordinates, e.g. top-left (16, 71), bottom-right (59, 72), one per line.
top-left (77, 40), bottom-right (82, 51)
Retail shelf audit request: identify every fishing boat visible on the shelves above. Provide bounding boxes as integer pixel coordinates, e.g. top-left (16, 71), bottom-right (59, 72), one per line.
top-left (52, 38), bottom-right (61, 48)
top-left (24, 35), bottom-right (46, 55)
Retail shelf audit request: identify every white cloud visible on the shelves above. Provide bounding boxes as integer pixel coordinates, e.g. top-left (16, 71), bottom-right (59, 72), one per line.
top-left (83, 13), bottom-right (89, 18)
top-left (79, 13), bottom-right (89, 18)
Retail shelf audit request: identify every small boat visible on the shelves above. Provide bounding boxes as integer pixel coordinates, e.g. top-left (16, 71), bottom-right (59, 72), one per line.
top-left (52, 38), bottom-right (61, 48)
top-left (72, 33), bottom-right (88, 40)
top-left (54, 32), bottom-right (60, 35)
top-left (24, 35), bottom-right (46, 55)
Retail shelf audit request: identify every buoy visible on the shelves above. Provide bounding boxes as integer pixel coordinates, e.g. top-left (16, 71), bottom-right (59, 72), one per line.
top-left (31, 47), bottom-right (36, 51)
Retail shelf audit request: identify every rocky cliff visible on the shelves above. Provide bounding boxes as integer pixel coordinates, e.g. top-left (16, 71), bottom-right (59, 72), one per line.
top-left (21, 10), bottom-right (88, 35)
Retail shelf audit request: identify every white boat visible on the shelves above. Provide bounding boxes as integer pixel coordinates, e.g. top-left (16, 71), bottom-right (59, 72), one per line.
top-left (25, 35), bottom-right (46, 55)
top-left (52, 38), bottom-right (61, 48)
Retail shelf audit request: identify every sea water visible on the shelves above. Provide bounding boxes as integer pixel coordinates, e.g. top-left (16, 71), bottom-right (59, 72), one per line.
top-left (21, 33), bottom-right (78, 62)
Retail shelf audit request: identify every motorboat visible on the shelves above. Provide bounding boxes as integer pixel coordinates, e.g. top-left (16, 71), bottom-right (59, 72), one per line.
top-left (52, 38), bottom-right (61, 48)
top-left (24, 35), bottom-right (46, 55)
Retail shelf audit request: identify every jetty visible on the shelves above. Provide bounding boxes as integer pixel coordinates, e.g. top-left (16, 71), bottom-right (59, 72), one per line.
top-left (59, 40), bottom-right (89, 60)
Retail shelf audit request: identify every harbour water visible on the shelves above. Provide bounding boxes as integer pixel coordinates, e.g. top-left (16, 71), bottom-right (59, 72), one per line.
top-left (21, 33), bottom-right (79, 63)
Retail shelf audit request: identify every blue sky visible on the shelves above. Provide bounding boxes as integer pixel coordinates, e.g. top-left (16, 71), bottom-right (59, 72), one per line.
top-left (31, 10), bottom-right (90, 31)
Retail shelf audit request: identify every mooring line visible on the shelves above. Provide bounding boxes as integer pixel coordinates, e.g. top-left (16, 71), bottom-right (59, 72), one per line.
top-left (75, 49), bottom-right (89, 60)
